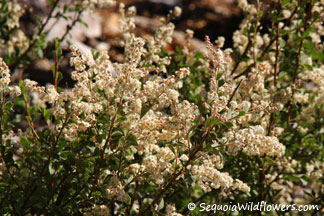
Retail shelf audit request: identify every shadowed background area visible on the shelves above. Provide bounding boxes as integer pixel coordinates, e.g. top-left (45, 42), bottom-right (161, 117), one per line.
top-left (15, 0), bottom-right (243, 87)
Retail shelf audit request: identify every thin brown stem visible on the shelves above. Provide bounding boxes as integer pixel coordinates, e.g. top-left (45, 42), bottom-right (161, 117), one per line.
top-left (58, 10), bottom-right (83, 43)
top-left (9, 0), bottom-right (61, 70)
top-left (287, 1), bottom-right (314, 125)
top-left (226, 79), bottom-right (243, 107)
top-left (233, 6), bottom-right (298, 80)
top-left (22, 113), bottom-right (70, 209)
top-left (88, 91), bottom-right (124, 199)
top-left (267, 12), bottom-right (280, 136)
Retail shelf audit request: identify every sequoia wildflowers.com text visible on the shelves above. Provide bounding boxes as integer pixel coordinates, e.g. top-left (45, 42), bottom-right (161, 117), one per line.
top-left (187, 201), bottom-right (319, 213)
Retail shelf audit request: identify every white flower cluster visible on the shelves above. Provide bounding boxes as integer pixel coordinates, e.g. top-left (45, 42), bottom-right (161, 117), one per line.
top-left (190, 154), bottom-right (250, 193)
top-left (106, 175), bottom-right (128, 202)
top-left (203, 36), bottom-right (285, 158)
top-left (0, 58), bottom-right (21, 97)
top-left (225, 125), bottom-right (285, 157)
top-left (0, 1), bottom-right (29, 55)
top-left (1, 1), bottom-right (24, 29)
top-left (0, 58), bottom-right (11, 91)
top-left (165, 204), bottom-right (183, 216)
top-left (80, 0), bottom-right (116, 9)
top-left (6, 29), bottom-right (29, 54)
top-left (298, 65), bottom-right (324, 121)
top-left (85, 204), bottom-right (111, 216)
top-left (191, 155), bottom-right (227, 191)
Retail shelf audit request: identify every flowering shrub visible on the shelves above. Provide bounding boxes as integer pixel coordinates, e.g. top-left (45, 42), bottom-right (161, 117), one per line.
top-left (1, 0), bottom-right (324, 215)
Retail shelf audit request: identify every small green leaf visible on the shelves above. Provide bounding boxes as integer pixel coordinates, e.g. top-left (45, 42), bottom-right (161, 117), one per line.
top-left (227, 109), bottom-right (232, 119)
top-left (244, 103), bottom-right (249, 113)
top-left (4, 101), bottom-right (14, 111)
top-left (57, 71), bottom-right (63, 84)
top-left (195, 51), bottom-right (203, 59)
top-left (284, 174), bottom-right (300, 182)
top-left (157, 198), bottom-right (164, 210)
top-left (217, 73), bottom-right (223, 80)
top-left (205, 117), bottom-right (221, 127)
top-left (55, 39), bottom-right (60, 49)
top-left (218, 79), bottom-right (225, 87)
top-left (304, 64), bottom-right (313, 70)
top-left (20, 137), bottom-right (30, 149)
top-left (239, 111), bottom-right (246, 116)
top-left (112, 131), bottom-right (123, 137)
top-left (223, 122), bottom-right (233, 128)
top-left (211, 141), bottom-right (218, 147)
top-left (49, 163), bottom-right (55, 175)
top-left (37, 48), bottom-right (44, 58)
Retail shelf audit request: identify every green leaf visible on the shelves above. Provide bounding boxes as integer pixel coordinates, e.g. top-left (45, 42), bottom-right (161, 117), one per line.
top-left (141, 103), bottom-right (150, 118)
top-left (211, 141), bottom-right (218, 147)
top-left (42, 108), bottom-right (51, 121)
top-left (244, 103), bottom-right (249, 113)
top-left (223, 122), bottom-right (233, 128)
top-left (218, 79), bottom-right (225, 87)
top-left (284, 174), bottom-right (300, 182)
top-left (217, 73), bottom-right (223, 80)
top-left (157, 198), bottom-right (164, 210)
top-left (37, 48), bottom-right (44, 58)
top-left (57, 71), bottom-right (63, 84)
top-left (239, 111), bottom-right (246, 116)
top-left (20, 137), bottom-right (30, 149)
top-left (125, 193), bottom-right (131, 205)
top-left (304, 64), bottom-right (313, 70)
top-left (93, 50), bottom-right (100, 60)
top-left (4, 101), bottom-right (14, 112)
top-left (49, 163), bottom-right (55, 175)
top-left (57, 47), bottom-right (62, 56)
top-left (195, 51), bottom-right (203, 59)
top-left (55, 39), bottom-right (60, 49)
top-left (112, 131), bottom-right (123, 137)
top-left (49, 0), bottom-right (55, 7)
top-left (227, 109), bottom-right (232, 119)
top-left (205, 117), bottom-right (221, 127)
top-left (52, 64), bottom-right (56, 77)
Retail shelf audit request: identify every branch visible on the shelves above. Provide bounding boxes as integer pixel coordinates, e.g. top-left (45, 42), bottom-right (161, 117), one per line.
top-left (9, 0), bottom-right (61, 70)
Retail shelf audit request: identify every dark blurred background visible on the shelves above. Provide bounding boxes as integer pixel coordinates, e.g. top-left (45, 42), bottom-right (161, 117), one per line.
top-left (16, 0), bottom-right (243, 86)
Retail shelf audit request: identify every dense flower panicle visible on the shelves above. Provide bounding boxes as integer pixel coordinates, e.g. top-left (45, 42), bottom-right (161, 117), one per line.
top-left (0, 58), bottom-right (11, 91)
top-left (43, 85), bottom-right (59, 104)
top-left (2, 1), bottom-right (24, 29)
top-left (0, 58), bottom-right (21, 97)
top-left (225, 126), bottom-right (285, 157)
top-left (6, 29), bottom-right (29, 54)
top-left (80, 0), bottom-right (116, 9)
top-left (189, 153), bottom-right (251, 194)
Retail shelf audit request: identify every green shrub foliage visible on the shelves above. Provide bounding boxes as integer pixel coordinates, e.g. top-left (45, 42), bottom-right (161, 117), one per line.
top-left (0, 0), bottom-right (324, 215)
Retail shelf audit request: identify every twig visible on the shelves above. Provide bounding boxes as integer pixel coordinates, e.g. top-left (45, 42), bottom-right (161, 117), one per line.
top-left (22, 113), bottom-right (70, 209)
top-left (287, 1), bottom-right (314, 125)
top-left (58, 10), bottom-right (83, 43)
top-left (267, 11), bottom-right (280, 136)
top-left (88, 91), bottom-right (124, 200)
top-left (226, 79), bottom-right (243, 107)
top-left (9, 0), bottom-right (61, 70)
top-left (233, 6), bottom-right (298, 80)
top-left (230, 40), bottom-right (252, 75)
